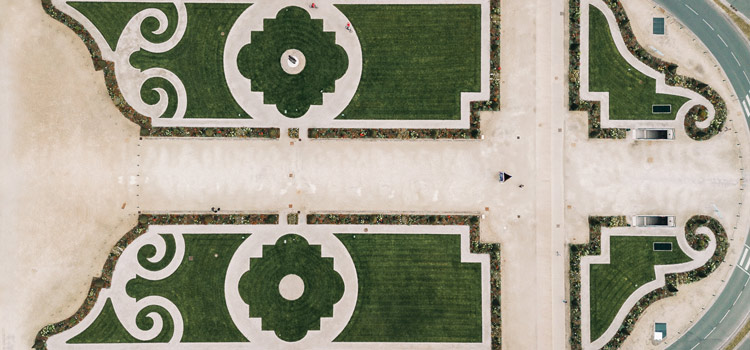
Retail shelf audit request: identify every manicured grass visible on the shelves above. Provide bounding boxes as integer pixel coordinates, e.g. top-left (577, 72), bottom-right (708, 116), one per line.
top-left (589, 236), bottom-right (691, 341)
top-left (68, 2), bottom-right (178, 51)
top-left (336, 5), bottom-right (481, 120)
top-left (68, 298), bottom-right (174, 343)
top-left (238, 234), bottom-right (344, 341)
top-left (129, 3), bottom-right (252, 119)
top-left (588, 5), bottom-right (689, 120)
top-left (334, 233), bottom-right (483, 342)
top-left (237, 7), bottom-right (348, 118)
top-left (126, 234), bottom-right (248, 342)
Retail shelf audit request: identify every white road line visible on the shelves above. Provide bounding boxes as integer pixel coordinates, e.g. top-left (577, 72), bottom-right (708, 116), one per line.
top-left (745, 95), bottom-right (750, 110)
top-left (733, 52), bottom-right (742, 66)
top-left (720, 309), bottom-right (731, 323)
top-left (744, 71), bottom-right (750, 85)
top-left (686, 4), bottom-right (699, 15)
top-left (734, 292), bottom-right (742, 306)
top-left (740, 268), bottom-right (750, 276)
top-left (718, 34), bottom-right (729, 47)
top-left (741, 247), bottom-right (749, 266)
top-left (703, 18), bottom-right (715, 31)
top-left (690, 343), bottom-right (701, 350)
top-left (743, 100), bottom-right (750, 116)
top-left (704, 327), bottom-right (716, 339)
top-left (744, 255), bottom-right (750, 270)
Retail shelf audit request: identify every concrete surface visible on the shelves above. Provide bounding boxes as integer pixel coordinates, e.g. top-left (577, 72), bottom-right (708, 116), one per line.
top-left (0, 0), bottom-right (748, 349)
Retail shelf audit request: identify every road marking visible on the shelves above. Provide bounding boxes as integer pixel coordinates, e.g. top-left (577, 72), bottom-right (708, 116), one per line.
top-left (744, 71), bottom-right (750, 84)
top-left (743, 100), bottom-right (750, 117)
top-left (685, 4), bottom-right (699, 15)
top-left (740, 268), bottom-right (750, 276)
top-left (734, 291), bottom-right (742, 305)
top-left (690, 343), bottom-right (701, 350)
top-left (720, 309), bottom-right (731, 323)
top-left (733, 52), bottom-right (742, 66)
top-left (703, 18), bottom-right (715, 31)
top-left (745, 95), bottom-right (750, 111)
top-left (705, 326), bottom-right (716, 339)
top-left (741, 247), bottom-right (749, 266)
top-left (745, 255), bottom-right (750, 270)
top-left (718, 34), bottom-right (729, 47)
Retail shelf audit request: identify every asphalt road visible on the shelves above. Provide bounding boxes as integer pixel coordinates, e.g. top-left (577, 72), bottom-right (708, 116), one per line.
top-left (652, 0), bottom-right (750, 349)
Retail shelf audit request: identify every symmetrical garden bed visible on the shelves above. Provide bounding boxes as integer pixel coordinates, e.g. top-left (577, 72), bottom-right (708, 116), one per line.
top-left (569, 215), bottom-right (728, 349)
top-left (46, 0), bottom-right (498, 139)
top-left (35, 212), bottom-right (499, 349)
top-left (568, 0), bottom-right (727, 139)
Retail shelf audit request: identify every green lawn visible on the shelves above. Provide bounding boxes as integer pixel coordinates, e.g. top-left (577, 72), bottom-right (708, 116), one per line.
top-left (334, 233), bottom-right (483, 342)
top-left (129, 3), bottom-right (252, 119)
top-left (237, 7), bottom-right (348, 118)
top-left (68, 2), bottom-right (178, 52)
top-left (68, 298), bottom-right (174, 343)
top-left (588, 5), bottom-right (689, 120)
top-left (589, 236), bottom-right (691, 341)
top-left (126, 234), bottom-right (249, 342)
top-left (238, 234), bottom-right (344, 341)
top-left (336, 5), bottom-right (482, 120)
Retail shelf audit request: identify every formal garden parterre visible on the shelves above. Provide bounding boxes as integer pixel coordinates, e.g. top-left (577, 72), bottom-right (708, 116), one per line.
top-left (35, 213), bottom-right (499, 349)
top-left (46, 0), bottom-right (498, 139)
top-left (568, 0), bottom-right (727, 139)
top-left (569, 216), bottom-right (728, 349)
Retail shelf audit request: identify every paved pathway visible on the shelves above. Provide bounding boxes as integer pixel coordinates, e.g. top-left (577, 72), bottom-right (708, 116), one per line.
top-left (54, 0), bottom-right (489, 131)
top-left (581, 226), bottom-right (716, 349)
top-left (46, 221), bottom-right (491, 349)
top-left (1, 0), bottom-right (748, 349)
top-left (647, 0), bottom-right (750, 348)
top-left (580, 0), bottom-right (715, 130)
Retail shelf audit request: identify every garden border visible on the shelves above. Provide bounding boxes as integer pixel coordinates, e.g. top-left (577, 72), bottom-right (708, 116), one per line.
top-left (306, 212), bottom-right (501, 349)
top-left (568, 215), bottom-right (728, 349)
top-left (568, 0), bottom-right (727, 140)
top-left (43, 0), bottom-right (499, 139)
top-left (307, 0), bottom-right (500, 140)
top-left (31, 213), bottom-right (279, 350)
top-left (42, 0), bottom-right (281, 139)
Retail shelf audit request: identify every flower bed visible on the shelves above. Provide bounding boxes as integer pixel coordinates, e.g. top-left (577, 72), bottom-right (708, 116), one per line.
top-left (41, 0), bottom-right (280, 139)
top-left (306, 212), bottom-right (501, 349)
top-left (568, 215), bottom-right (727, 349)
top-left (32, 213), bottom-right (278, 350)
top-left (568, 0), bottom-right (727, 140)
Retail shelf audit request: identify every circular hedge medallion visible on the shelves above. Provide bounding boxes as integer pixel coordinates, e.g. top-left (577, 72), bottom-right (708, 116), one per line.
top-left (238, 234), bottom-right (344, 342)
top-left (237, 6), bottom-right (348, 118)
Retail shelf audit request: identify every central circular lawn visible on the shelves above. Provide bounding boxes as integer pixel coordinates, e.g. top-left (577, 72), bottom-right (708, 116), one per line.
top-left (237, 6), bottom-right (348, 118)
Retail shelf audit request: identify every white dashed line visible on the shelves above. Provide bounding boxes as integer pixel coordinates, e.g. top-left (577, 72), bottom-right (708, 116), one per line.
top-left (744, 95), bottom-right (750, 110)
top-left (743, 100), bottom-right (750, 117)
top-left (685, 4), bottom-right (699, 15)
top-left (734, 291), bottom-right (742, 306)
top-left (704, 327), bottom-right (716, 339)
top-left (733, 52), bottom-right (742, 66)
top-left (744, 254), bottom-right (750, 270)
top-left (744, 71), bottom-right (750, 84)
top-left (720, 309), bottom-right (730, 323)
top-left (690, 343), bottom-right (700, 350)
top-left (741, 247), bottom-right (749, 266)
top-left (718, 34), bottom-right (728, 47)
top-left (703, 18), bottom-right (715, 31)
